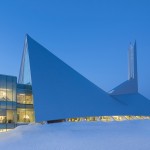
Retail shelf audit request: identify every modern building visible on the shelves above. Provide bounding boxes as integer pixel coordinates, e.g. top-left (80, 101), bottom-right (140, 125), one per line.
top-left (0, 35), bottom-right (150, 132)
top-left (0, 75), bottom-right (34, 132)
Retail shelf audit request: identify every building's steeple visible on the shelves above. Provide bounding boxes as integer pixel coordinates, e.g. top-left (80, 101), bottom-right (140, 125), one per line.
top-left (128, 41), bottom-right (138, 81)
top-left (109, 41), bottom-right (138, 95)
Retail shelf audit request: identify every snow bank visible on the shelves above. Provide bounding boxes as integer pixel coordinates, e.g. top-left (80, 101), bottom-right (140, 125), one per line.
top-left (0, 120), bottom-right (150, 150)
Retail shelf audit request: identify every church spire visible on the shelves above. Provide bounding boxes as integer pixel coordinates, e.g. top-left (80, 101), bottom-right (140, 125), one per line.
top-left (128, 41), bottom-right (138, 81)
top-left (109, 41), bottom-right (138, 95)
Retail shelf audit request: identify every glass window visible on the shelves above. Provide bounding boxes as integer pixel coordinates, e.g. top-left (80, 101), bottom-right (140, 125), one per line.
top-left (7, 110), bottom-right (16, 123)
top-left (86, 117), bottom-right (97, 121)
top-left (0, 75), bottom-right (6, 101)
top-left (0, 76), bottom-right (17, 102)
top-left (125, 116), bottom-right (134, 120)
top-left (17, 108), bottom-right (34, 123)
top-left (0, 90), bottom-right (6, 101)
top-left (25, 109), bottom-right (35, 122)
top-left (135, 116), bottom-right (144, 119)
top-left (12, 78), bottom-right (17, 102)
top-left (17, 108), bottom-right (25, 122)
top-left (6, 77), bottom-right (13, 101)
top-left (17, 93), bottom-right (33, 104)
top-left (112, 116), bottom-right (124, 121)
top-left (25, 94), bottom-right (33, 104)
top-left (100, 116), bottom-right (112, 122)
top-left (18, 46), bottom-right (32, 85)
top-left (17, 94), bottom-right (26, 104)
top-left (0, 116), bottom-right (6, 123)
top-left (0, 75), bottom-right (17, 132)
top-left (0, 109), bottom-right (6, 123)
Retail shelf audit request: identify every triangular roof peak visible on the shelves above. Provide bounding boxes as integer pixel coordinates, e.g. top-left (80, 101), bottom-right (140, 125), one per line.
top-left (20, 35), bottom-right (128, 121)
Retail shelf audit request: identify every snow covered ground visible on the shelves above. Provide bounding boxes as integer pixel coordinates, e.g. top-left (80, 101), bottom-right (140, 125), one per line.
top-left (0, 120), bottom-right (150, 150)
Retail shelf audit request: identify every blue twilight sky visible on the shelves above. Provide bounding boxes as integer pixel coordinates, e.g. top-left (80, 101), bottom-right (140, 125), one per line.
top-left (0, 0), bottom-right (150, 98)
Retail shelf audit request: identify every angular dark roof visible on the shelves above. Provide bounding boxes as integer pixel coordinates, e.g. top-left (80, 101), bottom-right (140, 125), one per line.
top-left (19, 35), bottom-right (150, 122)
top-left (20, 35), bottom-right (130, 121)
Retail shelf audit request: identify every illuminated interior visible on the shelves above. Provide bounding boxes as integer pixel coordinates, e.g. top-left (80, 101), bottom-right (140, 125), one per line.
top-left (0, 75), bottom-right (17, 133)
top-left (17, 84), bottom-right (35, 123)
top-left (0, 116), bottom-right (6, 123)
top-left (17, 108), bottom-right (34, 123)
top-left (17, 93), bottom-right (33, 104)
top-left (0, 90), bottom-right (6, 101)
top-left (0, 129), bottom-right (12, 132)
top-left (67, 116), bottom-right (150, 122)
top-left (0, 75), bottom-right (35, 132)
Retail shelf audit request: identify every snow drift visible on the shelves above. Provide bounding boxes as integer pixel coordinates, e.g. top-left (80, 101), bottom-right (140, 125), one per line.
top-left (0, 120), bottom-right (150, 150)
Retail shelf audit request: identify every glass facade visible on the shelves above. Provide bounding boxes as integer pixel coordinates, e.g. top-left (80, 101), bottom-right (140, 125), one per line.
top-left (17, 84), bottom-right (35, 123)
top-left (18, 41), bottom-right (32, 85)
top-left (0, 75), bottom-right (17, 132)
top-left (0, 75), bottom-right (35, 132)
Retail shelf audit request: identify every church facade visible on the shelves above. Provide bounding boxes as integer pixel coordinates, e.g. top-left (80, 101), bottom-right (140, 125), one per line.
top-left (0, 35), bottom-right (150, 132)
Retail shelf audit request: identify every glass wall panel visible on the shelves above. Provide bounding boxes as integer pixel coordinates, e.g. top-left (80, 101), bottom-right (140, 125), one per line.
top-left (12, 102), bottom-right (17, 109)
top-left (18, 45), bottom-right (32, 85)
top-left (7, 123), bottom-right (15, 129)
top-left (17, 108), bottom-right (34, 123)
top-left (23, 49), bottom-right (32, 85)
top-left (0, 109), bottom-right (6, 123)
top-left (7, 110), bottom-right (16, 123)
top-left (86, 117), bottom-right (97, 121)
top-left (0, 75), bottom-right (6, 101)
top-left (0, 75), bottom-right (17, 131)
top-left (99, 116), bottom-right (112, 122)
top-left (6, 77), bottom-right (13, 101)
top-left (0, 90), bottom-right (6, 101)
top-left (17, 84), bottom-right (34, 124)
top-left (12, 78), bottom-right (17, 102)
top-left (0, 101), bottom-right (6, 109)
top-left (0, 124), bottom-right (7, 132)
top-left (0, 116), bottom-right (6, 123)
top-left (17, 84), bottom-right (33, 104)
top-left (7, 110), bottom-right (13, 123)
top-left (6, 101), bottom-right (13, 109)
top-left (25, 94), bottom-right (33, 104)
top-left (17, 108), bottom-right (25, 123)
top-left (25, 109), bottom-right (34, 122)
top-left (112, 116), bottom-right (125, 121)
top-left (17, 94), bottom-right (26, 104)
top-left (125, 116), bottom-right (134, 120)
top-left (135, 116), bottom-right (144, 119)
